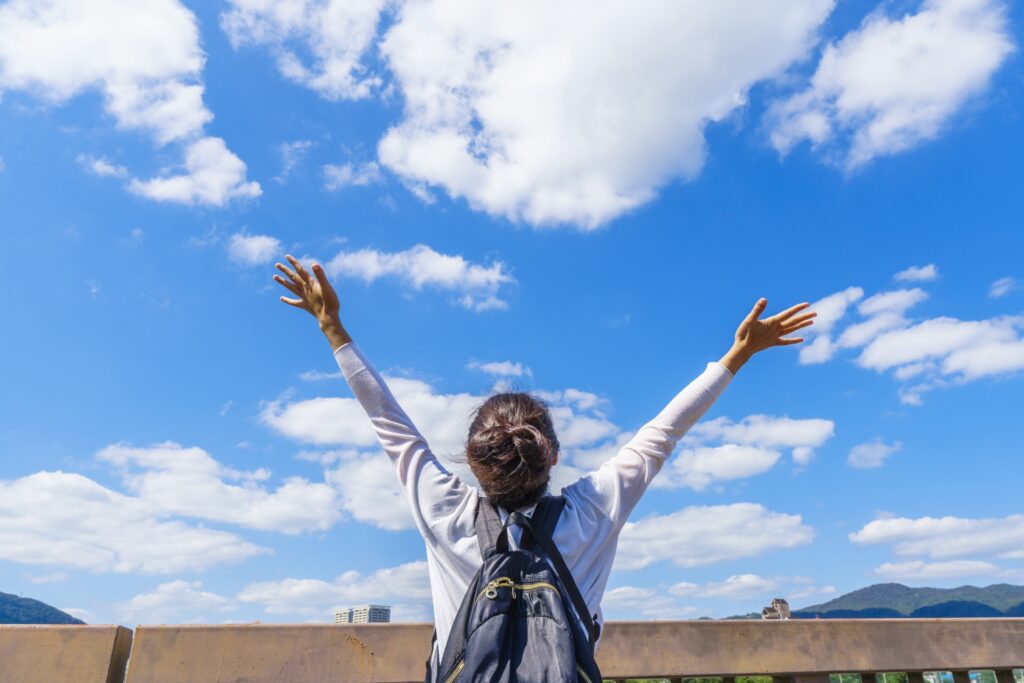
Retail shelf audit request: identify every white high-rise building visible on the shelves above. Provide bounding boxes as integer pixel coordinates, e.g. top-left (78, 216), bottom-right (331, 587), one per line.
top-left (334, 604), bottom-right (391, 624)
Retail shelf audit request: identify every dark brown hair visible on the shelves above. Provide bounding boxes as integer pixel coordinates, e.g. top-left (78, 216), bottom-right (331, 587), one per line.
top-left (466, 392), bottom-right (560, 511)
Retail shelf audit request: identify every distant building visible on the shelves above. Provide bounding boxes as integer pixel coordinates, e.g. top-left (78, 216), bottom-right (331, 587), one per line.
top-left (334, 604), bottom-right (392, 624)
top-left (761, 598), bottom-right (791, 620)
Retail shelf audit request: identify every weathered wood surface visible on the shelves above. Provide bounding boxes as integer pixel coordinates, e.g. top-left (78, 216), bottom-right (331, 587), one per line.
top-left (119, 619), bottom-right (1024, 683)
top-left (0, 625), bottom-right (132, 683)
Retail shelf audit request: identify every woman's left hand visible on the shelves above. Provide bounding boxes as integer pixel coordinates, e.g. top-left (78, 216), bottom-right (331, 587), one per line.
top-left (719, 298), bottom-right (816, 375)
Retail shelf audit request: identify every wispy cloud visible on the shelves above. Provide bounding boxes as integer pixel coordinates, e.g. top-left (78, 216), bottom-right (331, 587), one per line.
top-left (76, 153), bottom-right (128, 179)
top-left (227, 232), bottom-right (282, 266)
top-left (847, 438), bottom-right (901, 469)
top-left (323, 162), bottom-right (382, 190)
top-left (894, 264), bottom-right (939, 283)
top-left (990, 276), bottom-right (1020, 298)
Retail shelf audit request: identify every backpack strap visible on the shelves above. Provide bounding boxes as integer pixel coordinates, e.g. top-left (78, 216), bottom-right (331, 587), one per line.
top-left (502, 508), bottom-right (601, 650)
top-left (527, 495), bottom-right (565, 547)
top-left (473, 495), bottom-right (504, 559)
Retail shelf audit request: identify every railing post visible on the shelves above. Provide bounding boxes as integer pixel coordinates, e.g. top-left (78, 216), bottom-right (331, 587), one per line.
top-left (953, 671), bottom-right (972, 683)
top-left (995, 671), bottom-right (1016, 683)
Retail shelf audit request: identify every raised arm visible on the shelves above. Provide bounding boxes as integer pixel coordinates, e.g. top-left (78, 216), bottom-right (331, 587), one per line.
top-left (573, 298), bottom-right (816, 528)
top-left (273, 256), bottom-right (470, 538)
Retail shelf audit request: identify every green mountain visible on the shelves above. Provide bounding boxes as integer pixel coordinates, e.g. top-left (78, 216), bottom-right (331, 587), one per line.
top-left (795, 583), bottom-right (1024, 618)
top-left (0, 591), bottom-right (84, 625)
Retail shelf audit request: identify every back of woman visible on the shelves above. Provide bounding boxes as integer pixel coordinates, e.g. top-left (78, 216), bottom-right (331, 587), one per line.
top-left (274, 255), bottom-right (815, 675)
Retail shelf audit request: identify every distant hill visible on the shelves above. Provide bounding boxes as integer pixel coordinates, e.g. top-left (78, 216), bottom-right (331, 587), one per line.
top-left (794, 583), bottom-right (1024, 619)
top-left (0, 591), bottom-right (84, 625)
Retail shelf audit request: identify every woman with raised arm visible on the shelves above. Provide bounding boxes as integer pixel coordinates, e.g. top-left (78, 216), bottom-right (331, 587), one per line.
top-left (273, 255), bottom-right (814, 676)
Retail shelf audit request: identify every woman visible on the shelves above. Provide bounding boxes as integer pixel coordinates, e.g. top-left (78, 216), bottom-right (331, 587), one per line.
top-left (273, 255), bottom-right (814, 668)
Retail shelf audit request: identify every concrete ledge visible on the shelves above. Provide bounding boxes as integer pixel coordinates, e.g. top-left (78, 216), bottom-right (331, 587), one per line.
top-left (120, 619), bottom-right (1024, 682)
top-left (596, 619), bottom-right (1024, 678)
top-left (124, 623), bottom-right (435, 683)
top-left (0, 625), bottom-right (132, 683)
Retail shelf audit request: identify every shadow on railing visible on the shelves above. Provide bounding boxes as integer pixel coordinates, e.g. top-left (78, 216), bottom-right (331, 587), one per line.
top-left (2, 619), bottom-right (1023, 683)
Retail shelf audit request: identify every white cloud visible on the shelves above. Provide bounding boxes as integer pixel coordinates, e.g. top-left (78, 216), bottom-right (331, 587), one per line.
top-left (847, 438), bottom-right (901, 469)
top-left (227, 232), bottom-right (283, 266)
top-left (0, 0), bottom-right (259, 205)
top-left (873, 559), bottom-right (1000, 581)
top-left (690, 574), bottom-right (779, 600)
top-left (222, 0), bottom-right (834, 227)
top-left (327, 244), bottom-right (514, 311)
top-left (990, 276), bottom-right (1020, 298)
top-left (0, 471), bottom-right (266, 574)
top-left (129, 137), bottom-right (261, 206)
top-left (851, 513), bottom-right (1024, 560)
top-left (859, 315), bottom-right (1024, 383)
top-left (116, 580), bottom-right (235, 623)
top-left (323, 161), bottom-right (383, 190)
top-left (616, 503), bottom-right (813, 570)
top-left (324, 451), bottom-right (414, 530)
top-left (769, 0), bottom-right (1014, 169)
top-left (687, 414), bottom-right (835, 466)
top-left (221, 0), bottom-right (388, 101)
top-left (802, 280), bottom-right (1024, 402)
top-left (237, 561), bottom-right (431, 619)
top-left (656, 445), bottom-right (780, 492)
top-left (894, 264), bottom-right (940, 283)
top-left (654, 413), bottom-right (836, 489)
top-left (76, 154), bottom-right (128, 178)
top-left (98, 441), bottom-right (341, 533)
top-left (379, 0), bottom-right (833, 227)
top-left (467, 360), bottom-right (531, 378)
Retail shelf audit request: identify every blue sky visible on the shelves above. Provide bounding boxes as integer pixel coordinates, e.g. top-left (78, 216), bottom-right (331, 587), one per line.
top-left (1, 0), bottom-right (1023, 625)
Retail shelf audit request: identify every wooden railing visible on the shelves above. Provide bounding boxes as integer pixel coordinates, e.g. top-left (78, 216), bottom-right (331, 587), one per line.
top-left (2, 619), bottom-right (1023, 683)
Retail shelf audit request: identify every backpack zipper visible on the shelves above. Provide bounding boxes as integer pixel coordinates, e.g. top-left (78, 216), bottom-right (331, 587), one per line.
top-left (476, 577), bottom-right (559, 602)
top-left (442, 659), bottom-right (464, 683)
top-left (575, 662), bottom-right (593, 683)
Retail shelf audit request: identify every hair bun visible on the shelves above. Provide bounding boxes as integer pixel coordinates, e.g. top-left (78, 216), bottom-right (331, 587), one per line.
top-left (465, 393), bottom-right (560, 510)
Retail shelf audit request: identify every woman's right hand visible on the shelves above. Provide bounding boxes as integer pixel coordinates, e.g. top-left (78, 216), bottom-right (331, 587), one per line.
top-left (274, 255), bottom-right (351, 348)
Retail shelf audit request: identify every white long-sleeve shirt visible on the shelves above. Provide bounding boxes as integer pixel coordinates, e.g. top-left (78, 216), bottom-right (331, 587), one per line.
top-left (333, 342), bottom-right (732, 658)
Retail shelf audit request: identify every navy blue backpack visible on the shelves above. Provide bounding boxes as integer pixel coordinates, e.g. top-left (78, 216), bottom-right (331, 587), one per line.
top-left (428, 494), bottom-right (603, 683)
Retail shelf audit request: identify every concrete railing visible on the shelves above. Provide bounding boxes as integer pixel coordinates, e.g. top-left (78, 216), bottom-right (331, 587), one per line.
top-left (2, 619), bottom-right (1023, 683)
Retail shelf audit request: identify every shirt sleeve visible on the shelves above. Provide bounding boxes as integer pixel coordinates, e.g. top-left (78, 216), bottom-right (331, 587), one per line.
top-left (333, 341), bottom-right (474, 542)
top-left (565, 361), bottom-right (733, 530)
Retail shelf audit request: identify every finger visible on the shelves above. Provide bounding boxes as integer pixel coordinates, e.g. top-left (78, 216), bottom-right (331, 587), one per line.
top-left (286, 255), bottom-right (311, 283)
top-left (776, 336), bottom-right (805, 346)
top-left (744, 298), bottom-right (768, 323)
top-left (780, 319), bottom-right (815, 335)
top-left (768, 302), bottom-right (811, 324)
top-left (275, 262), bottom-right (302, 286)
top-left (311, 262), bottom-right (336, 296)
top-left (781, 311), bottom-right (817, 327)
top-left (279, 296), bottom-right (308, 310)
top-left (273, 274), bottom-right (303, 297)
